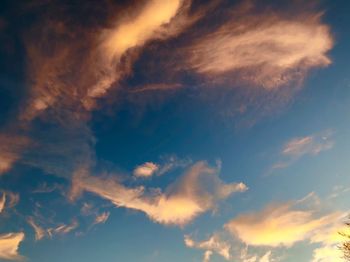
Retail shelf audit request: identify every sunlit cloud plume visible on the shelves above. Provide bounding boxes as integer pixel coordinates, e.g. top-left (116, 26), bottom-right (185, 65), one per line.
top-left (22, 0), bottom-right (197, 121)
top-left (133, 162), bottom-right (159, 178)
top-left (271, 130), bottom-right (334, 171)
top-left (188, 3), bottom-right (333, 89)
top-left (225, 197), bottom-right (342, 247)
top-left (0, 233), bottom-right (25, 261)
top-left (70, 161), bottom-right (247, 226)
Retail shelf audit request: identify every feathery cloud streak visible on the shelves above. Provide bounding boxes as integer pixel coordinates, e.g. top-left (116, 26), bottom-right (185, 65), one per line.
top-left (187, 5), bottom-right (333, 89)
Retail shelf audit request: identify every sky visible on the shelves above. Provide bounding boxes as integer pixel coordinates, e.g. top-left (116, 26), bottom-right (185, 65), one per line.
top-left (0, 0), bottom-right (350, 261)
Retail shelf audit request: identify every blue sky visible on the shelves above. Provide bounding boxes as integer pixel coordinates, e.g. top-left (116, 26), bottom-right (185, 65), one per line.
top-left (0, 0), bottom-right (350, 261)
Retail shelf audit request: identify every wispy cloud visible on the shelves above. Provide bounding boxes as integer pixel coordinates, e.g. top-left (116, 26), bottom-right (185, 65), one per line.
top-left (0, 233), bottom-right (25, 261)
top-left (0, 191), bottom-right (20, 213)
top-left (70, 161), bottom-right (247, 226)
top-left (187, 3), bottom-right (333, 89)
top-left (27, 217), bottom-right (79, 241)
top-left (27, 217), bottom-right (46, 241)
top-left (0, 134), bottom-right (29, 175)
top-left (184, 234), bottom-right (231, 261)
top-left (93, 212), bottom-right (110, 225)
top-left (271, 130), bottom-right (334, 172)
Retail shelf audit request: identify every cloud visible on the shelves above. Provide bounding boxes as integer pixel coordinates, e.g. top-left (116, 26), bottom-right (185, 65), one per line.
top-left (133, 162), bottom-right (159, 178)
top-left (282, 132), bottom-right (334, 157)
top-left (184, 234), bottom-right (231, 261)
top-left (271, 130), bottom-right (334, 171)
top-left (21, 0), bottom-right (195, 121)
top-left (27, 217), bottom-right (46, 241)
top-left (187, 4), bottom-right (333, 89)
top-left (225, 200), bottom-right (342, 248)
top-left (48, 219), bottom-right (79, 236)
top-left (70, 161), bottom-right (247, 226)
top-left (259, 251), bottom-right (272, 262)
top-left (0, 134), bottom-right (29, 175)
top-left (0, 192), bottom-right (5, 213)
top-left (0, 232), bottom-right (25, 261)
top-left (27, 217), bottom-right (79, 241)
top-left (93, 212), bottom-right (110, 225)
top-left (0, 191), bottom-right (20, 213)
top-left (311, 245), bottom-right (344, 262)
top-left (185, 193), bottom-right (347, 261)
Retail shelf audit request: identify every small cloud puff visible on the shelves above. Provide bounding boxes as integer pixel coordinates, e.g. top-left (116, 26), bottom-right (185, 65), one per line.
top-left (133, 162), bottom-right (159, 178)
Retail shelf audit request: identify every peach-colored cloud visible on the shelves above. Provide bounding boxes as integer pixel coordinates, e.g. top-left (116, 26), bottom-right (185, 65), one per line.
top-left (185, 193), bottom-right (347, 261)
top-left (188, 6), bottom-right (333, 89)
top-left (225, 202), bottom-right (342, 247)
top-left (70, 161), bottom-right (247, 226)
top-left (22, 0), bottom-right (196, 121)
top-left (133, 162), bottom-right (159, 178)
top-left (0, 232), bottom-right (25, 261)
top-left (0, 192), bottom-right (5, 213)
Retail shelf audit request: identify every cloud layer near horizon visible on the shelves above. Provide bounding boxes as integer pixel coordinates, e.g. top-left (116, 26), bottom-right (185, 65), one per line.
top-left (185, 193), bottom-right (348, 262)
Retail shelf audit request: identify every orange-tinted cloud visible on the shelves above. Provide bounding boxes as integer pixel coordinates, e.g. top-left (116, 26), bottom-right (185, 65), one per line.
top-left (0, 134), bottom-right (29, 175)
top-left (188, 5), bottom-right (333, 89)
top-left (133, 162), bottom-right (159, 178)
top-left (0, 232), bottom-right (25, 261)
top-left (70, 161), bottom-right (247, 226)
top-left (225, 197), bottom-right (343, 247)
top-left (185, 193), bottom-right (347, 261)
top-left (0, 192), bottom-right (5, 213)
